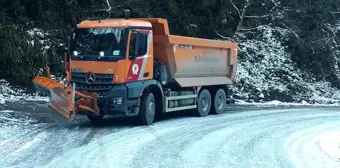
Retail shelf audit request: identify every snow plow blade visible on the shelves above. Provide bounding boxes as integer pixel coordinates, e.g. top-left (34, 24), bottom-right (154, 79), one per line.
top-left (32, 76), bottom-right (100, 121)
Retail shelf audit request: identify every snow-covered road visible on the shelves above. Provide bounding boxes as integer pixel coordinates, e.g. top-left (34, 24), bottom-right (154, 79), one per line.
top-left (1, 105), bottom-right (340, 168)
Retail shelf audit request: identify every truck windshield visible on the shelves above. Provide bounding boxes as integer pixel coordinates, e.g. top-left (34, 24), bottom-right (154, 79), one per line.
top-left (70, 28), bottom-right (127, 60)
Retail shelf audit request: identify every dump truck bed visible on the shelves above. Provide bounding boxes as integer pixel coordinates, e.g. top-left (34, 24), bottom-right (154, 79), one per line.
top-left (136, 18), bottom-right (238, 87)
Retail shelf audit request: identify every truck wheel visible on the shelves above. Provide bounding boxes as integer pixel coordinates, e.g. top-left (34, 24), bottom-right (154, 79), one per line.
top-left (211, 89), bottom-right (226, 114)
top-left (87, 115), bottom-right (103, 123)
top-left (139, 91), bottom-right (156, 125)
top-left (196, 89), bottom-right (211, 117)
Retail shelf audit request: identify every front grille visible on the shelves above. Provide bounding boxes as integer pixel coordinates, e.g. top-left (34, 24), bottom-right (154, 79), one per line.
top-left (71, 72), bottom-right (113, 96)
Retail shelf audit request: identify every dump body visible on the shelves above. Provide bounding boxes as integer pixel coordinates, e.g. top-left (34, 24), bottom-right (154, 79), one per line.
top-left (136, 18), bottom-right (238, 87)
top-left (154, 35), bottom-right (238, 87)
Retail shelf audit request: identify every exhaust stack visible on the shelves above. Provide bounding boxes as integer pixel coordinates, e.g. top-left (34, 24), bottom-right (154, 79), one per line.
top-left (124, 9), bottom-right (130, 19)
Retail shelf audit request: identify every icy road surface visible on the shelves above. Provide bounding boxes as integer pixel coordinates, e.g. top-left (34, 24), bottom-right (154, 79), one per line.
top-left (1, 103), bottom-right (340, 168)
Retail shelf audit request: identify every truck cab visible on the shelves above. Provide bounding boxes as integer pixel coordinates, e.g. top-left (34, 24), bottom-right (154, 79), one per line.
top-left (67, 18), bottom-right (156, 121)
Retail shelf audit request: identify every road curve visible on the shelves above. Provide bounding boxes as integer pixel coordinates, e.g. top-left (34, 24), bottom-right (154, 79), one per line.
top-left (1, 106), bottom-right (340, 168)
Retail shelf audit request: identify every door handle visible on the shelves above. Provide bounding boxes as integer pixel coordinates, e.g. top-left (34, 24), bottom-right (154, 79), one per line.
top-left (143, 72), bottom-right (149, 77)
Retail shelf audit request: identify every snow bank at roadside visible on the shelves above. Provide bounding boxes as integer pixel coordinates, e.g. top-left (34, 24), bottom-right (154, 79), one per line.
top-left (235, 99), bottom-right (340, 107)
top-left (0, 79), bottom-right (48, 105)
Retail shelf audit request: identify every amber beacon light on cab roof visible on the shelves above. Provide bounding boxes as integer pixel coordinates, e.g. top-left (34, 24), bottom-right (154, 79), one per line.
top-left (32, 9), bottom-right (239, 125)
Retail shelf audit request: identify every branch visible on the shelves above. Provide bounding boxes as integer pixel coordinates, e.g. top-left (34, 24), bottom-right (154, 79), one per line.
top-left (66, 0), bottom-right (76, 5)
top-left (82, 2), bottom-right (124, 13)
top-left (312, 38), bottom-right (332, 44)
top-left (106, 0), bottom-right (112, 12)
top-left (311, 24), bottom-right (337, 44)
top-left (214, 30), bottom-right (232, 40)
top-left (331, 12), bottom-right (340, 14)
top-left (233, 0), bottom-right (251, 37)
top-left (189, 24), bottom-right (198, 28)
top-left (243, 13), bottom-right (275, 19)
top-left (280, 23), bottom-right (305, 43)
top-left (229, 0), bottom-right (241, 18)
top-left (238, 24), bottom-right (270, 31)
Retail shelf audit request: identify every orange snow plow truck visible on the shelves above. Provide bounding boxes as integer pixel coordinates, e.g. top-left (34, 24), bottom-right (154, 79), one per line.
top-left (32, 11), bottom-right (238, 125)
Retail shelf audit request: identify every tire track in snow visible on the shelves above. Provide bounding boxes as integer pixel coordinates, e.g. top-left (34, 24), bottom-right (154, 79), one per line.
top-left (129, 109), bottom-right (301, 168)
top-left (126, 108), bottom-right (340, 168)
top-left (128, 110), bottom-right (287, 168)
top-left (284, 120), bottom-right (340, 168)
top-left (212, 113), bottom-right (338, 168)
top-left (43, 125), bottom-right (177, 168)
top-left (0, 110), bottom-right (48, 168)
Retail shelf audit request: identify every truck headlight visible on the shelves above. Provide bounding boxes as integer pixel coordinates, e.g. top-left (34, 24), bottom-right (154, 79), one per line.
top-left (117, 98), bottom-right (122, 105)
top-left (73, 51), bottom-right (78, 56)
top-left (112, 97), bottom-right (123, 105)
top-left (100, 51), bottom-right (104, 57)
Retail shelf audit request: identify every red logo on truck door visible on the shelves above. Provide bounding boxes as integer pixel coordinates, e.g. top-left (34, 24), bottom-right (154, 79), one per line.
top-left (132, 64), bottom-right (139, 74)
top-left (126, 58), bottom-right (145, 82)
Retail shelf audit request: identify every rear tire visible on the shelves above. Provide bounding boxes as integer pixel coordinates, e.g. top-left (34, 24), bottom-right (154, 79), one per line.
top-left (87, 115), bottom-right (103, 124)
top-left (196, 89), bottom-right (211, 117)
top-left (211, 88), bottom-right (226, 114)
top-left (139, 91), bottom-right (156, 125)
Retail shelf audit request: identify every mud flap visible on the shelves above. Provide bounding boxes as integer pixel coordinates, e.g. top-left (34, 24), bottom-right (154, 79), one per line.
top-left (33, 76), bottom-right (100, 121)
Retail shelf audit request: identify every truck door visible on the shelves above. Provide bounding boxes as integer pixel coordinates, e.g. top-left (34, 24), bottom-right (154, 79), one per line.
top-left (125, 29), bottom-right (153, 83)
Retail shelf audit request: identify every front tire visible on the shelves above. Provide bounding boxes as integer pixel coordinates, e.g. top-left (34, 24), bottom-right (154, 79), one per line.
top-left (139, 91), bottom-right (156, 125)
top-left (196, 89), bottom-right (212, 117)
top-left (211, 88), bottom-right (226, 114)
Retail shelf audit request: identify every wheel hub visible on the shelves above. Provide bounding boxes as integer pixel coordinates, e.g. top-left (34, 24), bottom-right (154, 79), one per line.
top-left (202, 97), bottom-right (208, 111)
top-left (148, 101), bottom-right (155, 118)
top-left (217, 95), bottom-right (223, 109)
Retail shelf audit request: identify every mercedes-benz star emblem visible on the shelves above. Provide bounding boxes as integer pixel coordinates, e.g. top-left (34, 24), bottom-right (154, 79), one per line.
top-left (86, 73), bottom-right (96, 84)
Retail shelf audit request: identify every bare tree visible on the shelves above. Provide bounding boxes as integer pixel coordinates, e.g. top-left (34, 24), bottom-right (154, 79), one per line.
top-left (229, 0), bottom-right (251, 37)
top-left (106, 0), bottom-right (112, 12)
top-left (216, 0), bottom-right (281, 39)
